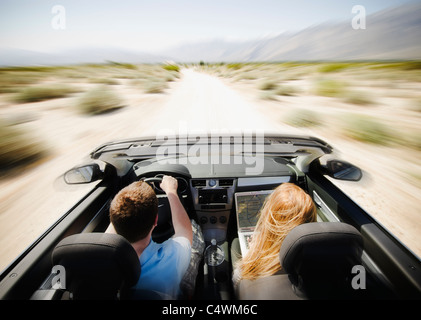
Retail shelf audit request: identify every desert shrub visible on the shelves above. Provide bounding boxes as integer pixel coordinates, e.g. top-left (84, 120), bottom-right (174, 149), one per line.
top-left (162, 64), bottom-right (180, 72)
top-left (318, 63), bottom-right (352, 73)
top-left (342, 90), bottom-right (374, 105)
top-left (236, 72), bottom-right (257, 80)
top-left (0, 85), bottom-right (22, 94)
top-left (13, 85), bottom-right (78, 103)
top-left (259, 80), bottom-right (278, 91)
top-left (0, 73), bottom-right (41, 86)
top-left (275, 85), bottom-right (298, 96)
top-left (226, 63), bottom-right (244, 70)
top-left (163, 71), bottom-right (180, 82)
top-left (399, 61), bottom-right (421, 71)
top-left (313, 79), bottom-right (346, 98)
top-left (284, 109), bottom-right (321, 127)
top-left (368, 61), bottom-right (421, 71)
top-left (77, 86), bottom-right (124, 115)
top-left (106, 61), bottom-right (137, 69)
top-left (0, 120), bottom-right (48, 172)
top-left (88, 78), bottom-right (119, 85)
top-left (0, 73), bottom-right (42, 94)
top-left (113, 72), bottom-right (141, 79)
top-left (259, 90), bottom-right (278, 101)
top-left (144, 80), bottom-right (168, 94)
top-left (341, 114), bottom-right (392, 145)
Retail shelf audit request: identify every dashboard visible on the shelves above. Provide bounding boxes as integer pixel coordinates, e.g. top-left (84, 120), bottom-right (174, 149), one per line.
top-left (189, 177), bottom-right (291, 242)
top-left (133, 156), bottom-right (302, 242)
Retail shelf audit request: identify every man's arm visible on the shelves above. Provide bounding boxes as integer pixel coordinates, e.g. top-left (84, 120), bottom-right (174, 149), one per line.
top-left (160, 175), bottom-right (193, 245)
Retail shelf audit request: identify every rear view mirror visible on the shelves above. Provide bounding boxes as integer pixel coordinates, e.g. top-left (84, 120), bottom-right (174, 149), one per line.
top-left (64, 164), bottom-right (103, 184)
top-left (324, 160), bottom-right (362, 181)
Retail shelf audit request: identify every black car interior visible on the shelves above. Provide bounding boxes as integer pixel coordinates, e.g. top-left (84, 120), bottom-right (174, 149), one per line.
top-left (1, 140), bottom-right (420, 300)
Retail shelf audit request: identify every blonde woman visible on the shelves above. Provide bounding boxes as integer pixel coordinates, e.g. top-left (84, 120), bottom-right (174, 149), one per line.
top-left (232, 183), bottom-right (317, 289)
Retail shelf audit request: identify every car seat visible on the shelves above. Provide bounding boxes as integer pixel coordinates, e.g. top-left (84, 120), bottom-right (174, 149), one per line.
top-left (51, 233), bottom-right (162, 300)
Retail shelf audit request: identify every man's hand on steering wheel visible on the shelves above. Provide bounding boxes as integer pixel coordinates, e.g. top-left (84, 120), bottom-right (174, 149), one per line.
top-left (160, 175), bottom-right (178, 194)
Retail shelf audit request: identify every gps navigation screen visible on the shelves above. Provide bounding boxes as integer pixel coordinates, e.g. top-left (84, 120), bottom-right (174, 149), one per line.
top-left (235, 190), bottom-right (273, 229)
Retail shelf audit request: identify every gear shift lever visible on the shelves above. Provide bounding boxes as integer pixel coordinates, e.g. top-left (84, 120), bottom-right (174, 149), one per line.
top-left (205, 238), bottom-right (225, 266)
top-left (210, 238), bottom-right (217, 250)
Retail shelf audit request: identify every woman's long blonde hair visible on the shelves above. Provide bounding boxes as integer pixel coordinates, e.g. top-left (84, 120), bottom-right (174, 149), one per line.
top-left (236, 183), bottom-right (317, 281)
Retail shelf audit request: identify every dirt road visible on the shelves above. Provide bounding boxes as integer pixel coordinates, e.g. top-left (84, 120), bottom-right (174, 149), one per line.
top-left (0, 68), bottom-right (420, 272)
top-left (141, 68), bottom-right (301, 134)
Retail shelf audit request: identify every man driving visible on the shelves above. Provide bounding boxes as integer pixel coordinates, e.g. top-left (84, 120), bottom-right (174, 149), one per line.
top-left (106, 175), bottom-right (192, 298)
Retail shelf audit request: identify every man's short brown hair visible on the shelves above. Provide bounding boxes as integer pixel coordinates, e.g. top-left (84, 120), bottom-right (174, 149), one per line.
top-left (109, 181), bottom-right (158, 243)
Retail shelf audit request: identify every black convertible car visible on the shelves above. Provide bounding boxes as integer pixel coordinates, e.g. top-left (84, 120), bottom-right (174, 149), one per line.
top-left (0, 133), bottom-right (420, 300)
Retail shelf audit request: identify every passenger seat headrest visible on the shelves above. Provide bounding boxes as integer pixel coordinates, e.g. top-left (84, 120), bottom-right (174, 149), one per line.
top-left (52, 233), bottom-right (141, 300)
top-left (279, 222), bottom-right (363, 298)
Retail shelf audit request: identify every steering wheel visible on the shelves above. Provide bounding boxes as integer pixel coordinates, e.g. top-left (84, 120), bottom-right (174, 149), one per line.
top-left (142, 176), bottom-right (174, 243)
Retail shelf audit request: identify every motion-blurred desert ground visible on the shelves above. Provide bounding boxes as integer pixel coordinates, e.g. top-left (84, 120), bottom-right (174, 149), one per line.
top-left (1, 61), bottom-right (421, 271)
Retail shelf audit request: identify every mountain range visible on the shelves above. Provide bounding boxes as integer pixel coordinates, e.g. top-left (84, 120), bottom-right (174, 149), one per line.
top-left (1, 2), bottom-right (420, 66)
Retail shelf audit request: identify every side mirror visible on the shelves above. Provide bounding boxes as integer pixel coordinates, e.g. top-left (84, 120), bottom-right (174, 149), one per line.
top-left (64, 164), bottom-right (103, 184)
top-left (324, 160), bottom-right (362, 181)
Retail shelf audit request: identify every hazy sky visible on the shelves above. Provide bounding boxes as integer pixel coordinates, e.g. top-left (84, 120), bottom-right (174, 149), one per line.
top-left (0, 0), bottom-right (417, 52)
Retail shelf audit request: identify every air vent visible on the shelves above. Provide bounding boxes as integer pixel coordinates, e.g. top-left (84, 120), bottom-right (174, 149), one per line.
top-left (192, 179), bottom-right (206, 187)
top-left (219, 179), bottom-right (234, 187)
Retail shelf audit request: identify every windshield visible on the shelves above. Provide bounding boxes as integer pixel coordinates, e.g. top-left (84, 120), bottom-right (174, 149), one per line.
top-left (1, 0), bottom-right (421, 272)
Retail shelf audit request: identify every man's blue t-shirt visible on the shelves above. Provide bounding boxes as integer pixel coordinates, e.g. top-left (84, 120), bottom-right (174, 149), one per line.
top-left (133, 237), bottom-right (191, 299)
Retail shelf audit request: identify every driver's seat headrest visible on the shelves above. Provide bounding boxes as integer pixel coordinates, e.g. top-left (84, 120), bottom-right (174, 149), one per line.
top-left (52, 233), bottom-right (141, 300)
top-left (279, 222), bottom-right (363, 298)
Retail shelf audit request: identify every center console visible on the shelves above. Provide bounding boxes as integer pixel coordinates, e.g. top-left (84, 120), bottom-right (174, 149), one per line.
top-left (190, 178), bottom-right (235, 299)
top-left (190, 178), bottom-right (235, 242)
